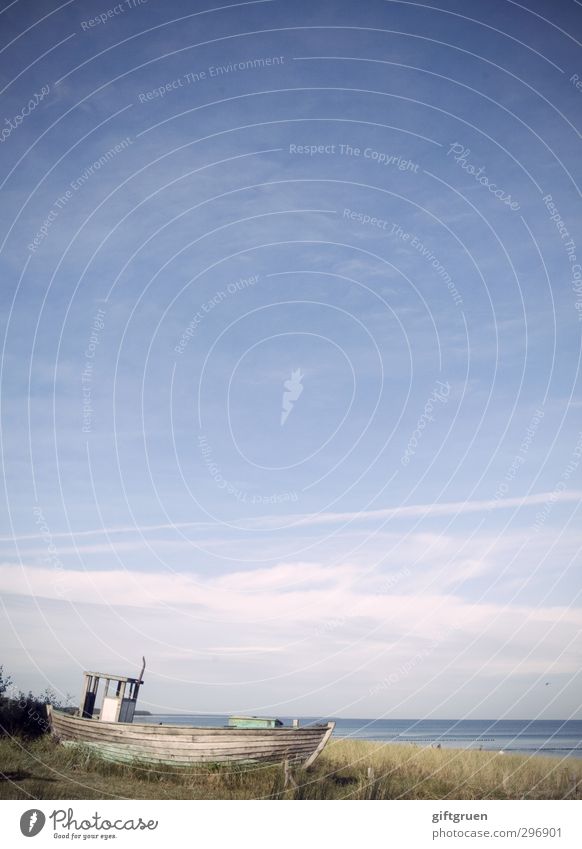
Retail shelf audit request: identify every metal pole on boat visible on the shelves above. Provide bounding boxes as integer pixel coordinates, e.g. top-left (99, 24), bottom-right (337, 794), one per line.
top-left (135, 657), bottom-right (146, 699)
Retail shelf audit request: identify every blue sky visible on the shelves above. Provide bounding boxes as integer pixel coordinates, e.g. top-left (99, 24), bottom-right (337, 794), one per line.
top-left (1, 0), bottom-right (581, 719)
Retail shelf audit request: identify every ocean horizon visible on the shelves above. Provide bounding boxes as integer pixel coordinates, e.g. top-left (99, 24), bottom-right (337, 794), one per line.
top-left (141, 715), bottom-right (582, 760)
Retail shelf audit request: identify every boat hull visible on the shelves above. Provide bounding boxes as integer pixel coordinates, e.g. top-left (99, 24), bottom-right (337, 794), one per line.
top-left (47, 706), bottom-right (334, 768)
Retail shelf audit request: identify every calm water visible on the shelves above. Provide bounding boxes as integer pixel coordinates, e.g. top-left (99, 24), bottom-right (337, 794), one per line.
top-left (141, 715), bottom-right (582, 759)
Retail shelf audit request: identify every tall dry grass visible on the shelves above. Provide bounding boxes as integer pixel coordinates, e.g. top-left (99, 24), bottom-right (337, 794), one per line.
top-left (322, 738), bottom-right (582, 800)
top-left (1, 735), bottom-right (581, 800)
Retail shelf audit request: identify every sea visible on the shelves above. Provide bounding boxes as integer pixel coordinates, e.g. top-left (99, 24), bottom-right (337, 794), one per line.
top-left (141, 715), bottom-right (582, 759)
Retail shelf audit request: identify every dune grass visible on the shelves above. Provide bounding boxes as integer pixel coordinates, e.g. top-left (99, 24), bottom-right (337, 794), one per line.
top-left (1, 734), bottom-right (581, 800)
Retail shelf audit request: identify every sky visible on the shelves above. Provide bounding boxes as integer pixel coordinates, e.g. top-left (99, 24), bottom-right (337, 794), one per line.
top-left (0, 0), bottom-right (581, 720)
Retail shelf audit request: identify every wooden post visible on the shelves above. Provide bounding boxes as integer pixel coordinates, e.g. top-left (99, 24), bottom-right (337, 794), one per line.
top-left (283, 759), bottom-right (298, 790)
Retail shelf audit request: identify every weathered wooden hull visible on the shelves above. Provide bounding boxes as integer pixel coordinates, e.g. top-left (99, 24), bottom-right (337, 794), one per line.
top-left (47, 706), bottom-right (334, 768)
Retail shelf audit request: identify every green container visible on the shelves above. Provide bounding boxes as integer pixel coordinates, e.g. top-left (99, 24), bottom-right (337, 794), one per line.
top-left (228, 715), bottom-right (283, 729)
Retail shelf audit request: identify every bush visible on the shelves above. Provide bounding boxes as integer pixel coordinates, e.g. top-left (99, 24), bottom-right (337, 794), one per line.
top-left (0, 665), bottom-right (63, 740)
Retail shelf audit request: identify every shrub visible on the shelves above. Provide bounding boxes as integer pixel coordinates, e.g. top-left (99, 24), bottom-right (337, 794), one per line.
top-left (0, 665), bottom-right (63, 740)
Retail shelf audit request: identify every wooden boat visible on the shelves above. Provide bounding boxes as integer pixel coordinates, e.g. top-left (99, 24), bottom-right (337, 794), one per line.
top-left (46, 661), bottom-right (334, 768)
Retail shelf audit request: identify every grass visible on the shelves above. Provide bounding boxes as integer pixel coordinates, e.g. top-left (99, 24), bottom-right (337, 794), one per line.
top-left (1, 735), bottom-right (581, 800)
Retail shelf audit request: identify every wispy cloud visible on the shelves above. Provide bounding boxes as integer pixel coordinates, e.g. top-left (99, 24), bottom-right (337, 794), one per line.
top-left (3, 559), bottom-right (580, 631)
top-left (4, 489), bottom-right (581, 545)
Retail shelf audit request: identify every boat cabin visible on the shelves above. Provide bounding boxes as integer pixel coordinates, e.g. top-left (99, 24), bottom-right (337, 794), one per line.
top-left (79, 659), bottom-right (145, 724)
